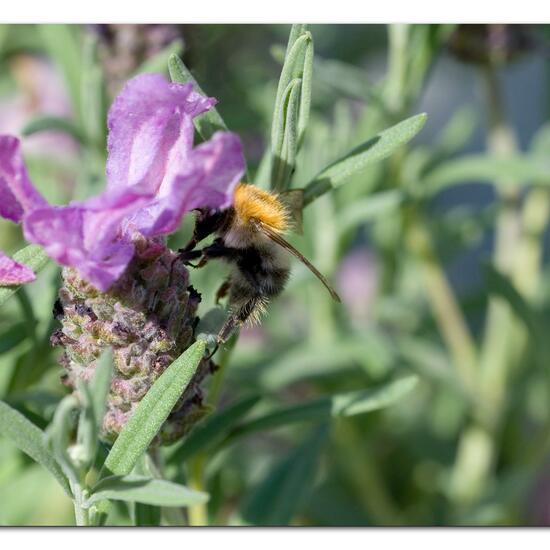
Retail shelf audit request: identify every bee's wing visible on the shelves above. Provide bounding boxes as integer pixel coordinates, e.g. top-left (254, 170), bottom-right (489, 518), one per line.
top-left (278, 189), bottom-right (304, 234)
top-left (252, 219), bottom-right (341, 303)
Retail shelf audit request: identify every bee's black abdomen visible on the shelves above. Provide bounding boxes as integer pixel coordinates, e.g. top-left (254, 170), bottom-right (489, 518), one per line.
top-left (235, 245), bottom-right (289, 298)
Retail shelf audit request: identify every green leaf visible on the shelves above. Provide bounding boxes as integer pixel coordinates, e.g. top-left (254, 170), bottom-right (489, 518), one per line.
top-left (423, 155), bottom-right (550, 194)
top-left (270, 26), bottom-right (312, 192)
top-left (48, 394), bottom-right (80, 484)
top-left (22, 115), bottom-right (85, 143)
top-left (166, 394), bottom-right (260, 464)
top-left (297, 35), bottom-right (313, 146)
top-left (87, 475), bottom-right (208, 508)
top-left (135, 39), bottom-right (184, 75)
top-left (271, 78), bottom-right (302, 191)
top-left (77, 349), bottom-right (113, 469)
top-left (242, 425), bottom-right (328, 526)
top-left (0, 245), bottom-right (49, 307)
top-left (104, 340), bottom-right (206, 476)
top-left (0, 400), bottom-right (71, 496)
top-left (303, 113), bottom-right (427, 205)
top-left (168, 54), bottom-right (228, 140)
top-left (133, 502), bottom-right (161, 526)
top-left (271, 27), bottom-right (310, 149)
top-left (229, 377), bottom-right (418, 441)
top-left (330, 376), bottom-right (418, 416)
top-left (0, 321), bottom-right (28, 354)
top-left (337, 190), bottom-right (404, 235)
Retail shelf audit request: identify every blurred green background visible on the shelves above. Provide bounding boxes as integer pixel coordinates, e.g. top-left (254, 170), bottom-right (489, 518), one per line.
top-left (2, 24), bottom-right (550, 526)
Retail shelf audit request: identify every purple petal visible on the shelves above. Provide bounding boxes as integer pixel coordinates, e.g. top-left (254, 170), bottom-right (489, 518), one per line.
top-left (106, 74), bottom-right (216, 195)
top-left (128, 131), bottom-right (245, 237)
top-left (0, 251), bottom-right (36, 285)
top-left (0, 136), bottom-right (47, 223)
top-left (23, 190), bottom-right (152, 292)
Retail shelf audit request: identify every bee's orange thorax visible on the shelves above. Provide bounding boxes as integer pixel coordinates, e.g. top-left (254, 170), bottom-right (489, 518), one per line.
top-left (233, 183), bottom-right (289, 233)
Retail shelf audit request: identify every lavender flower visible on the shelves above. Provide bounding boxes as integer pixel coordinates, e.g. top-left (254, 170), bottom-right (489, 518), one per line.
top-left (0, 73), bottom-right (245, 291)
top-left (0, 72), bottom-right (245, 444)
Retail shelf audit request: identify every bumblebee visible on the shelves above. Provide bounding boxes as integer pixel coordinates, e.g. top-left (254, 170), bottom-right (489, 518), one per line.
top-left (181, 183), bottom-right (340, 344)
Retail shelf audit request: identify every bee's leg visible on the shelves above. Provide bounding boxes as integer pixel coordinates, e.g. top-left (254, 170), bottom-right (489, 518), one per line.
top-left (176, 248), bottom-right (203, 267)
top-left (181, 209), bottom-right (227, 251)
top-left (217, 296), bottom-right (263, 344)
top-left (205, 343), bottom-right (220, 360)
top-left (215, 277), bottom-right (232, 304)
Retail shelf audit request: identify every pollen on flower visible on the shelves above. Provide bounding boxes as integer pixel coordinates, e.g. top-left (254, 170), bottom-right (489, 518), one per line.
top-left (233, 182), bottom-right (289, 233)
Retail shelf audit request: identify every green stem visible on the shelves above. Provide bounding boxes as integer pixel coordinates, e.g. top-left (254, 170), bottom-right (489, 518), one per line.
top-left (449, 62), bottom-right (522, 508)
top-left (478, 65), bottom-right (522, 420)
top-left (71, 482), bottom-right (90, 526)
top-left (187, 455), bottom-right (208, 526)
top-left (406, 215), bottom-right (478, 394)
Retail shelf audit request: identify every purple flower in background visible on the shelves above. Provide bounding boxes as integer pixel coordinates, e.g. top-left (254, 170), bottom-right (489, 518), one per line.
top-left (337, 248), bottom-right (378, 326)
top-left (0, 74), bottom-right (245, 291)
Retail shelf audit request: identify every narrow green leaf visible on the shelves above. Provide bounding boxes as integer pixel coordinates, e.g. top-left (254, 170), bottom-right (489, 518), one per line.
top-left (131, 455), bottom-right (162, 526)
top-left (423, 154), bottom-right (550, 194)
top-left (168, 54), bottom-right (228, 139)
top-left (48, 394), bottom-right (80, 484)
top-left (0, 400), bottom-right (71, 496)
top-left (303, 113), bottom-right (428, 205)
top-left (229, 377), bottom-right (418, 441)
top-left (0, 321), bottom-right (28, 353)
top-left (166, 394), bottom-right (260, 464)
top-left (271, 29), bottom-right (310, 148)
top-left (77, 349), bottom-right (113, 469)
top-left (330, 375), bottom-right (418, 416)
top-left (135, 39), bottom-right (184, 75)
top-left (0, 245), bottom-right (49, 307)
top-left (104, 340), bottom-right (206, 476)
top-left (22, 115), bottom-right (85, 143)
top-left (229, 400), bottom-right (329, 440)
top-left (286, 24), bottom-right (308, 53)
top-left (337, 190), bottom-right (404, 235)
top-left (297, 36), bottom-right (313, 146)
top-left (88, 475), bottom-right (208, 508)
top-left (242, 425), bottom-right (327, 526)
top-left (271, 78), bottom-right (302, 191)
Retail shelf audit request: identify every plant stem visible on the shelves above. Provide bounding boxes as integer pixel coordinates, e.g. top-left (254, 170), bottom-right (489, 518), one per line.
top-left (71, 482), bottom-right (90, 526)
top-left (477, 64), bottom-right (522, 420)
top-left (187, 455), bottom-right (208, 526)
top-left (406, 215), bottom-right (478, 394)
top-left (449, 62), bottom-right (522, 507)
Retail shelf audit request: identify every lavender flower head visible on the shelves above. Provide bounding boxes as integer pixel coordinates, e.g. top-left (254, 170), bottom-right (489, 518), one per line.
top-left (0, 73), bottom-right (246, 443)
top-left (0, 73), bottom-right (244, 289)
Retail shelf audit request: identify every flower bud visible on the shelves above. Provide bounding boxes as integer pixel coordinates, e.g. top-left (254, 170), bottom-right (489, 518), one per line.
top-left (52, 235), bottom-right (214, 445)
